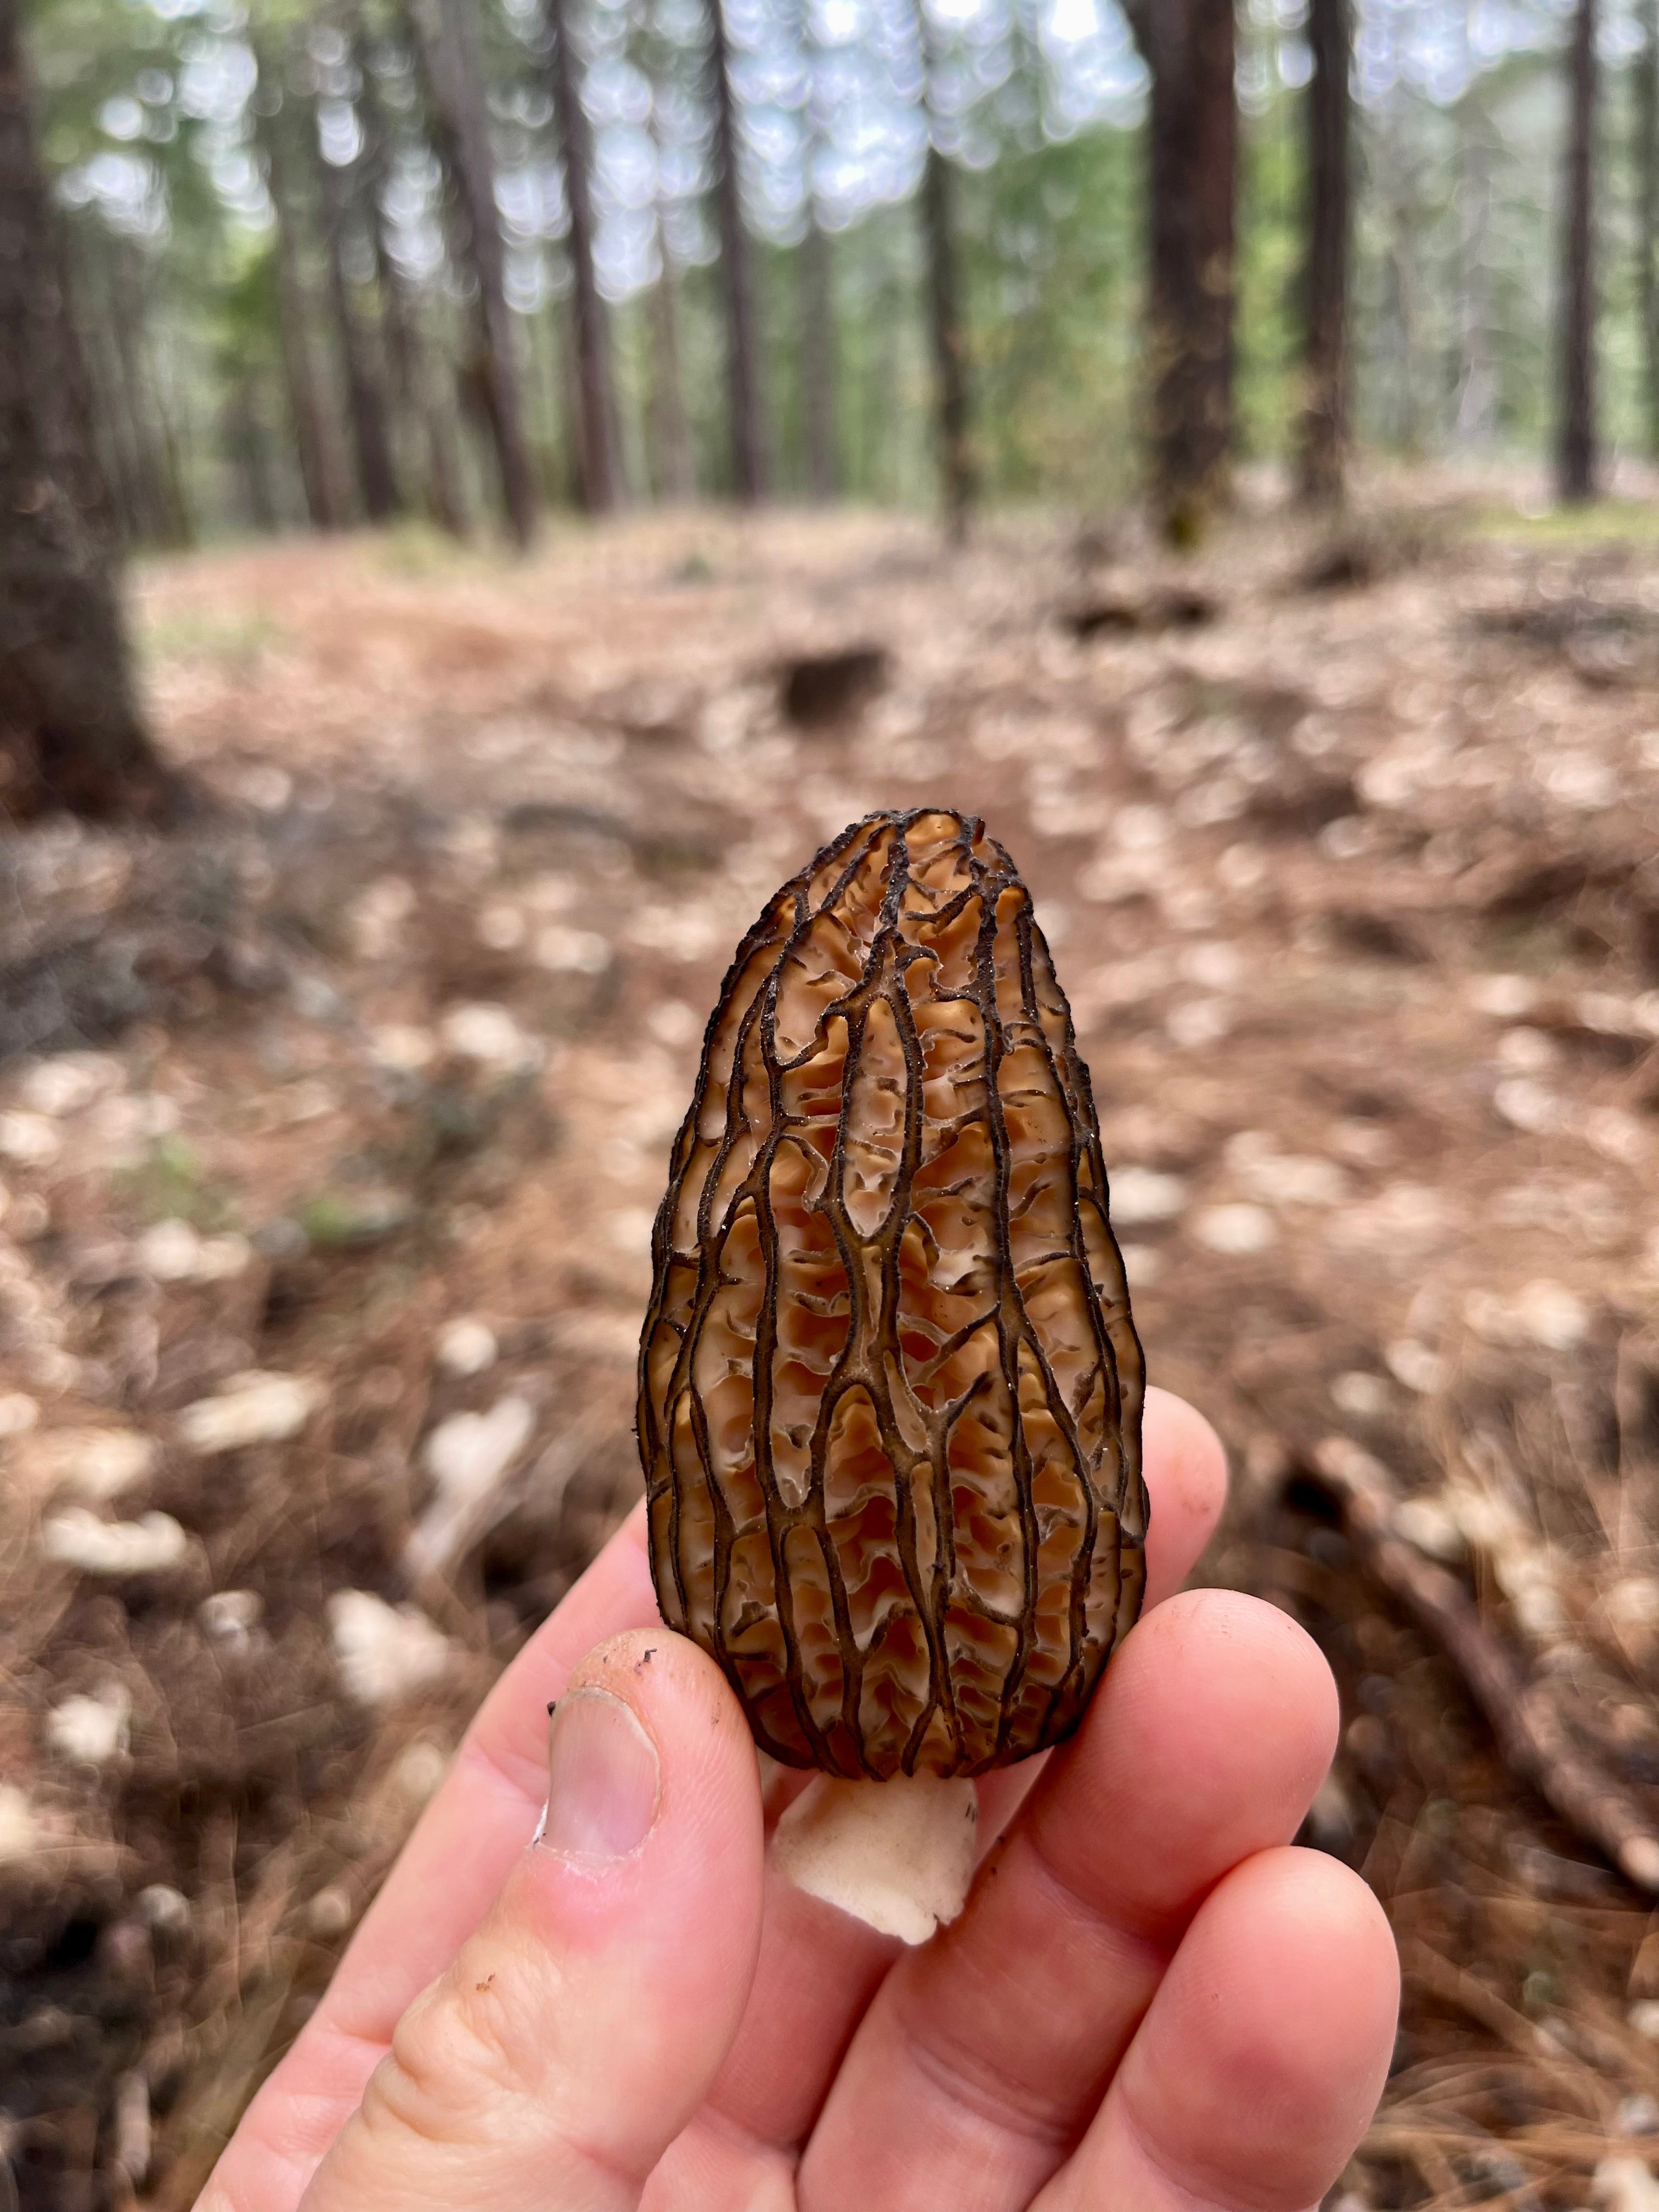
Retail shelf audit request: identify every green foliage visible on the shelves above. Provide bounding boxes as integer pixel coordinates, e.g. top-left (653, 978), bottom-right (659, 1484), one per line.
top-left (296, 1187), bottom-right (414, 1248)
top-left (116, 1136), bottom-right (236, 1229)
top-left (960, 126), bottom-right (1144, 506)
top-left (1465, 496), bottom-right (1659, 544)
top-left (1235, 72), bottom-right (1300, 462)
top-left (215, 239), bottom-right (284, 383)
top-left (137, 601), bottom-right (286, 672)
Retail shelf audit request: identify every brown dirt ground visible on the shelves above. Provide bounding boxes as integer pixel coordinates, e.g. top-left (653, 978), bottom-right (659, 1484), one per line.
top-left (3, 499), bottom-right (1659, 2209)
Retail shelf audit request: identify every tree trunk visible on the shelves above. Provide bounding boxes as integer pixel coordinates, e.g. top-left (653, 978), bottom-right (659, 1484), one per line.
top-left (1638, 0), bottom-right (1658, 459)
top-left (77, 224), bottom-right (190, 546)
top-left (407, 0), bottom-right (539, 545)
top-left (1296, 0), bottom-right (1348, 507)
top-left (921, 138), bottom-right (973, 541)
top-left (549, 296), bottom-right (586, 504)
top-left (112, 241), bottom-right (191, 547)
top-left (1125, 0), bottom-right (1238, 546)
top-left (544, 0), bottom-right (618, 511)
top-left (0, 0), bottom-right (174, 818)
top-left (1557, 0), bottom-right (1597, 504)
top-left (253, 42), bottom-right (349, 531)
top-left (351, 14), bottom-right (470, 537)
top-left (313, 117), bottom-right (402, 523)
top-left (68, 224), bottom-right (147, 547)
top-left (225, 377), bottom-right (280, 532)
top-left (914, 0), bottom-right (972, 535)
top-left (390, 277), bottom-right (472, 538)
top-left (646, 234), bottom-right (696, 500)
top-left (799, 215), bottom-right (838, 501)
top-left (708, 0), bottom-right (766, 501)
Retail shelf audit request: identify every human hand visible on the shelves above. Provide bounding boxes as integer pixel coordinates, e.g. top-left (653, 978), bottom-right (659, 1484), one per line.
top-left (201, 1386), bottom-right (1398, 2212)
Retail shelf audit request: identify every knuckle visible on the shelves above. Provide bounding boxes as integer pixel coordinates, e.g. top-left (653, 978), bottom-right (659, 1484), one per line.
top-left (356, 1960), bottom-right (640, 2204)
top-left (369, 1955), bottom-right (551, 2140)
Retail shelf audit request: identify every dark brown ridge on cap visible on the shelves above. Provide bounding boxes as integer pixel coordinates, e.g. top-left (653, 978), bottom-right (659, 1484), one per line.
top-left (637, 808), bottom-right (1148, 1779)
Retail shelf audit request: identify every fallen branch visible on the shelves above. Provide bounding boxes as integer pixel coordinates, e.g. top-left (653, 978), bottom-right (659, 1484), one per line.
top-left (1308, 1437), bottom-right (1659, 1897)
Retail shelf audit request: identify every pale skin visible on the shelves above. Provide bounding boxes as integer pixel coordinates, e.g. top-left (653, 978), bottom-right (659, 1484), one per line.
top-left (202, 1388), bottom-right (1400, 2212)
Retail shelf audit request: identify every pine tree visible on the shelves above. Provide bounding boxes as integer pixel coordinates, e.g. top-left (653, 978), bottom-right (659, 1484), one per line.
top-left (0, 0), bottom-right (175, 816)
top-left (1558, 0), bottom-right (1598, 503)
top-left (252, 34), bottom-right (351, 529)
top-left (915, 0), bottom-right (973, 540)
top-left (407, 0), bottom-right (539, 544)
top-left (545, 0), bottom-right (619, 509)
top-left (312, 79), bottom-right (402, 523)
top-left (1297, 0), bottom-right (1350, 506)
top-left (1122, 0), bottom-right (1238, 545)
top-left (708, 0), bottom-right (767, 500)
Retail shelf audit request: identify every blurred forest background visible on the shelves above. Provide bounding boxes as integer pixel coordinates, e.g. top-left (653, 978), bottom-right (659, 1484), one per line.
top-left (10, 0), bottom-right (1659, 572)
top-left (8, 0), bottom-right (1659, 2209)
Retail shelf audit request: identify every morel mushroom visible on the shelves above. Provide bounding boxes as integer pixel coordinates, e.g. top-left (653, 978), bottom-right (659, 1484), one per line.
top-left (637, 809), bottom-right (1147, 1932)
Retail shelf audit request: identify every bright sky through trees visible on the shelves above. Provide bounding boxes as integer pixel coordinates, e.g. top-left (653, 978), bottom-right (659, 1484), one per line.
top-left (55, 0), bottom-right (1592, 299)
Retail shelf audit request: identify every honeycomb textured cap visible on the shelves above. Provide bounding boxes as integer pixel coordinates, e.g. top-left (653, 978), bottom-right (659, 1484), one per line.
top-left (639, 808), bottom-right (1147, 1780)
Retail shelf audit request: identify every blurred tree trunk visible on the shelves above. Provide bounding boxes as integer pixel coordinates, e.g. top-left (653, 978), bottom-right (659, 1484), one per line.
top-left (351, 14), bottom-right (470, 536)
top-left (1557, 0), bottom-right (1597, 504)
top-left (74, 223), bottom-right (191, 547)
top-left (635, 0), bottom-right (695, 500)
top-left (67, 225), bottom-right (146, 546)
top-left (0, 0), bottom-right (174, 817)
top-left (1123, 0), bottom-right (1237, 546)
top-left (1638, 0), bottom-right (1658, 458)
top-left (253, 43), bottom-right (349, 530)
top-left (407, 0), bottom-right (538, 545)
top-left (110, 240), bottom-right (192, 546)
top-left (798, 217), bottom-right (838, 501)
top-left (527, 296), bottom-right (562, 500)
top-left (1296, 0), bottom-right (1349, 507)
top-left (544, 0), bottom-right (618, 510)
top-left (707, 0), bottom-right (767, 501)
top-left (550, 297), bottom-right (586, 504)
top-left (312, 120), bottom-right (402, 523)
top-left (920, 139), bottom-right (972, 541)
top-left (102, 275), bottom-right (165, 542)
top-left (646, 240), bottom-right (695, 500)
top-left (915, 0), bottom-right (971, 539)
top-left (383, 274), bottom-right (472, 538)
top-left (794, 0), bottom-right (838, 503)
top-left (225, 377), bottom-right (280, 532)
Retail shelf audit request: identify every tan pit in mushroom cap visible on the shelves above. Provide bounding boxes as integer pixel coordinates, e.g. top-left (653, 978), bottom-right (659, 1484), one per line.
top-left (638, 807), bottom-right (1148, 1784)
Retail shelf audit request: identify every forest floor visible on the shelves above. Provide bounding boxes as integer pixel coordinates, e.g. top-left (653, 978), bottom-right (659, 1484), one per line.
top-left (4, 493), bottom-right (1659, 2210)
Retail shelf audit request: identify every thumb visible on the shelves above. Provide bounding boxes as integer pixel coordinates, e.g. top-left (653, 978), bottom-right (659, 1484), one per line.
top-left (295, 1628), bottom-right (764, 2212)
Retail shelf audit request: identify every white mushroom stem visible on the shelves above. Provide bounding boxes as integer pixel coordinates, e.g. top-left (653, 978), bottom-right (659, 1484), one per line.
top-left (772, 1771), bottom-right (978, 1945)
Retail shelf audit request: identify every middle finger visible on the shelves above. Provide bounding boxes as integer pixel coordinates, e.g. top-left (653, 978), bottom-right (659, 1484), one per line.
top-left (797, 1585), bottom-right (1340, 2212)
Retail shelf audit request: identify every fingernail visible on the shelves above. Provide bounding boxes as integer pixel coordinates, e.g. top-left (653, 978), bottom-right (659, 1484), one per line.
top-left (541, 1688), bottom-right (660, 1862)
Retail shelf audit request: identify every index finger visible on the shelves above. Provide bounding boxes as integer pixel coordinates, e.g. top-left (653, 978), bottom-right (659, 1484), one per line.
top-left (203, 1501), bottom-right (660, 2212)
